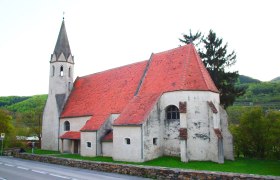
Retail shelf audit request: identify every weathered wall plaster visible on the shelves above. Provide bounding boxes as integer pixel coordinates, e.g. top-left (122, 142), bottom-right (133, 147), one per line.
top-left (113, 126), bottom-right (143, 162)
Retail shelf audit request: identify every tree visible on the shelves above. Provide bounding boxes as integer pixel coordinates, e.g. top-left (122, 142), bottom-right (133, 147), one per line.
top-left (230, 107), bottom-right (280, 159)
top-left (0, 109), bottom-right (14, 135)
top-left (264, 110), bottom-right (280, 159)
top-left (20, 108), bottom-right (42, 145)
top-left (180, 30), bottom-right (245, 108)
top-left (0, 109), bottom-right (15, 149)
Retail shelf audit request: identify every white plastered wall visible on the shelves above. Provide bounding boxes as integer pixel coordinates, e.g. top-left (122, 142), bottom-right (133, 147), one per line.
top-left (142, 102), bottom-right (163, 161)
top-left (113, 126), bottom-right (143, 162)
top-left (102, 142), bottom-right (113, 157)
top-left (160, 91), bottom-right (221, 162)
top-left (80, 131), bottom-right (97, 157)
top-left (42, 96), bottom-right (60, 151)
top-left (220, 106), bottom-right (234, 160)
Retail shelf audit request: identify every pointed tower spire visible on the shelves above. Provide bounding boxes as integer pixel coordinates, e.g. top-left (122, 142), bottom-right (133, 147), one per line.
top-left (53, 19), bottom-right (72, 59)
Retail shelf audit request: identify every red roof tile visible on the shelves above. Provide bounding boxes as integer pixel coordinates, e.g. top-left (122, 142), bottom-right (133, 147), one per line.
top-left (61, 44), bottom-right (218, 129)
top-left (80, 115), bottom-right (108, 131)
top-left (60, 131), bottom-right (80, 140)
top-left (102, 131), bottom-right (113, 142)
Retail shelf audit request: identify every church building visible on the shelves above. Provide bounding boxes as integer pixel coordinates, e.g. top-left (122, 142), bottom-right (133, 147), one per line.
top-left (42, 19), bottom-right (234, 163)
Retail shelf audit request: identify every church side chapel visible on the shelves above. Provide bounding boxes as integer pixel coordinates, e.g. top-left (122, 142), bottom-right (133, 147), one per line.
top-left (42, 19), bottom-right (234, 163)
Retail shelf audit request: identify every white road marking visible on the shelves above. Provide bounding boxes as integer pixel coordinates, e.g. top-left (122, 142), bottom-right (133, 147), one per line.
top-left (4, 163), bottom-right (14, 167)
top-left (31, 169), bottom-right (47, 174)
top-left (49, 173), bottom-right (70, 179)
top-left (17, 166), bottom-right (29, 170)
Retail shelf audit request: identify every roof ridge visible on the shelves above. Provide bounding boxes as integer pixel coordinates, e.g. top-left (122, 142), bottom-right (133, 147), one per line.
top-left (154, 44), bottom-right (187, 55)
top-left (182, 45), bottom-right (191, 88)
top-left (134, 53), bottom-right (154, 96)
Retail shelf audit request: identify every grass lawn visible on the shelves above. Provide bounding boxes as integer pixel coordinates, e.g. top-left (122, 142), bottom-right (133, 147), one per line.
top-left (25, 148), bottom-right (60, 155)
top-left (54, 154), bottom-right (280, 176)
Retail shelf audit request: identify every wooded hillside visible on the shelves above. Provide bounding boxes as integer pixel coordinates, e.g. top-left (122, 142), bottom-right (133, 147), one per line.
top-left (0, 95), bottom-right (47, 113)
top-left (235, 76), bottom-right (280, 109)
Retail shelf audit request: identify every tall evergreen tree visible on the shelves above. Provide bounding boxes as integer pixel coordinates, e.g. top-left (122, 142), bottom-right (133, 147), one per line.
top-left (180, 29), bottom-right (245, 108)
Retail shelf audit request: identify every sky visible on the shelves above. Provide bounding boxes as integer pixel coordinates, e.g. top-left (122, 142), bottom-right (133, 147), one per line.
top-left (0, 0), bottom-right (279, 96)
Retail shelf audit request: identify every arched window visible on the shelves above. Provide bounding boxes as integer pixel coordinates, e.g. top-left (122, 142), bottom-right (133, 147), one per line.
top-left (60, 66), bottom-right (64, 76)
top-left (166, 105), bottom-right (180, 120)
top-left (52, 66), bottom-right (55, 77)
top-left (68, 67), bottom-right (71, 77)
top-left (64, 121), bottom-right (70, 131)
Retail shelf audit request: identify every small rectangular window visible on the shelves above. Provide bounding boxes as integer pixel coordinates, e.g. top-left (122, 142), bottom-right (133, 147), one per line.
top-left (153, 138), bottom-right (158, 145)
top-left (86, 142), bottom-right (92, 148)
top-left (125, 138), bottom-right (131, 145)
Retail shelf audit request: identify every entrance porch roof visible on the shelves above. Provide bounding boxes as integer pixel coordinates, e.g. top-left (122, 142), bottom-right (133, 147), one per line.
top-left (60, 131), bottom-right (80, 140)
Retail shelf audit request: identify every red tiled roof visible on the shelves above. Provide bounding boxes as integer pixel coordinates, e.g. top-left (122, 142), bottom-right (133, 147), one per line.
top-left (102, 131), bottom-right (113, 142)
top-left (136, 44), bottom-right (218, 95)
top-left (60, 61), bottom-right (148, 130)
top-left (114, 44), bottom-right (218, 125)
top-left (61, 44), bottom-right (218, 129)
top-left (60, 131), bottom-right (80, 140)
top-left (80, 115), bottom-right (108, 131)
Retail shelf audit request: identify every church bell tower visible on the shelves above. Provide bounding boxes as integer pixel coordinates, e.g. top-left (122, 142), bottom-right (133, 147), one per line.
top-left (42, 18), bottom-right (74, 151)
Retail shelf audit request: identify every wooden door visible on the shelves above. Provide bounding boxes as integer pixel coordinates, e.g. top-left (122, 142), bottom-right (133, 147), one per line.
top-left (74, 140), bottom-right (79, 154)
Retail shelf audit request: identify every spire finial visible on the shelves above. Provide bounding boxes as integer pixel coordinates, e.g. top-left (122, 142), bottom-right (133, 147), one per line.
top-left (63, 11), bottom-right (65, 20)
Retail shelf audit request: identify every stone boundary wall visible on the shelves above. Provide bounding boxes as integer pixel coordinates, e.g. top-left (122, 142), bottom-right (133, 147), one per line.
top-left (14, 153), bottom-right (278, 180)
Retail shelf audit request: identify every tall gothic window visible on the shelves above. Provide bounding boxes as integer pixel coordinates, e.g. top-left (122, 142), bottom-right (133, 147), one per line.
top-left (166, 105), bottom-right (180, 120)
top-left (64, 121), bottom-right (70, 131)
top-left (60, 66), bottom-right (64, 76)
top-left (68, 67), bottom-right (71, 77)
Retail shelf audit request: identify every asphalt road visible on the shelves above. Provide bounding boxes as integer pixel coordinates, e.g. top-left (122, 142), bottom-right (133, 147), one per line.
top-left (0, 156), bottom-right (149, 180)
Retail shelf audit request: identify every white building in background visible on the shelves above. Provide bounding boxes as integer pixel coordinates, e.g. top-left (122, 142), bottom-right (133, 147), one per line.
top-left (42, 19), bottom-right (234, 163)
